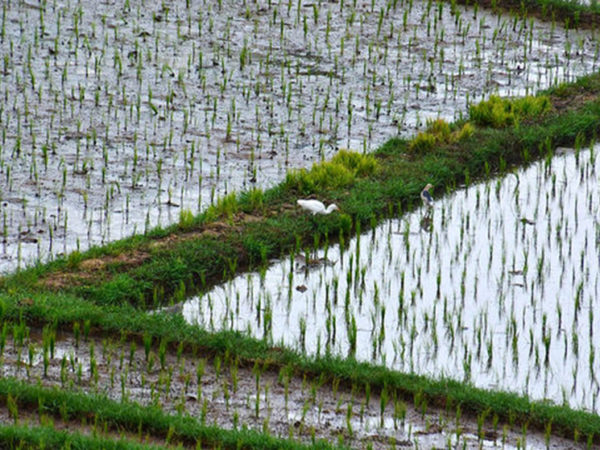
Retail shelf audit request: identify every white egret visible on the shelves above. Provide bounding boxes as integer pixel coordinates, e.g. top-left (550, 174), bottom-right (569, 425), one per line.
top-left (297, 199), bottom-right (339, 215)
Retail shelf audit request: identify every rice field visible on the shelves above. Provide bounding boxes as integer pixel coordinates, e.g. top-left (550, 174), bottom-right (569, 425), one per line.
top-left (1, 0), bottom-right (599, 272)
top-left (183, 144), bottom-right (600, 415)
top-left (0, 320), bottom-right (585, 448)
top-left (1, 0), bottom-right (600, 446)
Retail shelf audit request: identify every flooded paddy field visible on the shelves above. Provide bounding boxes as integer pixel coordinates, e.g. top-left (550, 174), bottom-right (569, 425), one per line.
top-left (0, 327), bottom-right (586, 448)
top-left (183, 145), bottom-right (600, 416)
top-left (1, 0), bottom-right (600, 272)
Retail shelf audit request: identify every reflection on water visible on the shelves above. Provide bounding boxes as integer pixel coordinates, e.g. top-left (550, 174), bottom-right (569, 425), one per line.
top-left (184, 145), bottom-right (600, 414)
top-left (1, 0), bottom-right (600, 272)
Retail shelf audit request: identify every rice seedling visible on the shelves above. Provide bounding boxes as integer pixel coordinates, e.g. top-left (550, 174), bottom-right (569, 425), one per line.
top-left (2, 0), bottom-right (600, 447)
top-left (0, 0), bottom-right (596, 272)
top-left (185, 142), bottom-right (600, 415)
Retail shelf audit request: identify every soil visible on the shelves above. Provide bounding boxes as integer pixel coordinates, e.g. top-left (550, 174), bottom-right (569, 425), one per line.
top-left (0, 0), bottom-right (599, 447)
top-left (0, 0), bottom-right (598, 273)
top-left (0, 328), bottom-right (588, 448)
top-left (35, 212), bottom-right (264, 291)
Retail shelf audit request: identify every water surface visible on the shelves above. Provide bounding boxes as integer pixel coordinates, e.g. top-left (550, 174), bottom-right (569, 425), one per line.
top-left (184, 145), bottom-right (600, 414)
top-left (1, 0), bottom-right (599, 272)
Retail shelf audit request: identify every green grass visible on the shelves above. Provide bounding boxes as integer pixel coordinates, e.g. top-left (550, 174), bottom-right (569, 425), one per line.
top-left (0, 424), bottom-right (163, 449)
top-left (4, 77), bottom-right (600, 313)
top-left (2, 38), bottom-right (600, 449)
top-left (469, 95), bottom-right (552, 128)
top-left (285, 149), bottom-right (379, 193)
top-left (1, 291), bottom-right (599, 444)
top-left (0, 377), bottom-right (334, 450)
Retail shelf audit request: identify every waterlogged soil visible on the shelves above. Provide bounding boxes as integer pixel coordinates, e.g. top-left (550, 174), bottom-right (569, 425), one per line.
top-left (0, 329), bottom-right (585, 449)
top-left (1, 0), bottom-right (600, 273)
top-left (183, 146), bottom-right (600, 415)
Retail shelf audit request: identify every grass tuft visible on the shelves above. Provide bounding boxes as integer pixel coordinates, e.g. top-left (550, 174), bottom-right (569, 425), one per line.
top-left (469, 95), bottom-right (552, 128)
top-left (408, 119), bottom-right (474, 155)
top-left (285, 150), bottom-right (378, 194)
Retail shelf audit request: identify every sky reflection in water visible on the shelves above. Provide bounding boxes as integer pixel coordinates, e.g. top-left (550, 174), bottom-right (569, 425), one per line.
top-left (184, 145), bottom-right (600, 414)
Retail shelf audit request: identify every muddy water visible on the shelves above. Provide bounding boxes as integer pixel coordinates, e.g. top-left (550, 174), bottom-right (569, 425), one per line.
top-left (183, 145), bottom-right (600, 416)
top-left (0, 330), bottom-right (585, 449)
top-left (0, 0), bottom-right (599, 272)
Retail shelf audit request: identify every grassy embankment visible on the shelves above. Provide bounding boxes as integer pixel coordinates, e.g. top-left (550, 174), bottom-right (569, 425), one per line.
top-left (455, 0), bottom-right (600, 28)
top-left (3, 71), bottom-right (600, 309)
top-left (0, 424), bottom-right (162, 450)
top-left (1, 70), bottom-right (600, 446)
top-left (0, 377), bottom-right (333, 450)
top-left (1, 288), bottom-right (600, 446)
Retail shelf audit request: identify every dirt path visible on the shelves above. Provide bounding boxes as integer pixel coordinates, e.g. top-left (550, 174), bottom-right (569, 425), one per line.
top-left (0, 329), bottom-right (586, 449)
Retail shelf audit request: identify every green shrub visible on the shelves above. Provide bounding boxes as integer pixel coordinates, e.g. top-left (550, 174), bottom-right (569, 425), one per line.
top-left (454, 122), bottom-right (475, 141)
top-left (330, 149), bottom-right (379, 176)
top-left (178, 209), bottom-right (195, 230)
top-left (512, 95), bottom-right (552, 119)
top-left (469, 95), bottom-right (511, 127)
top-left (426, 118), bottom-right (452, 142)
top-left (310, 161), bottom-right (355, 188)
top-left (469, 95), bottom-right (552, 128)
top-left (285, 150), bottom-right (378, 194)
top-left (408, 131), bottom-right (437, 155)
top-left (205, 192), bottom-right (239, 221)
top-left (408, 118), bottom-right (471, 155)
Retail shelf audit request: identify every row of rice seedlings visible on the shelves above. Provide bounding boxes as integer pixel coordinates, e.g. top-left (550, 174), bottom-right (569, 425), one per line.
top-left (186, 144), bottom-right (600, 414)
top-left (1, 376), bottom-right (356, 448)
top-left (0, 0), bottom-right (597, 271)
top-left (0, 320), bottom-right (456, 445)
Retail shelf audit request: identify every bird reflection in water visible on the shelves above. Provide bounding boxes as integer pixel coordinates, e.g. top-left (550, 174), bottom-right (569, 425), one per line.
top-left (419, 183), bottom-right (434, 232)
top-left (420, 214), bottom-right (433, 232)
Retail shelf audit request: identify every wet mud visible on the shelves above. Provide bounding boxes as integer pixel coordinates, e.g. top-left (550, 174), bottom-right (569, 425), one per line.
top-left (0, 329), bottom-right (586, 448)
top-left (0, 0), bottom-right (598, 272)
top-left (183, 146), bottom-right (600, 415)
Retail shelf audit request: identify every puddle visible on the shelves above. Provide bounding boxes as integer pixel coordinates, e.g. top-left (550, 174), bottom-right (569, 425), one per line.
top-left (183, 145), bottom-right (600, 415)
top-left (1, 0), bottom-right (599, 272)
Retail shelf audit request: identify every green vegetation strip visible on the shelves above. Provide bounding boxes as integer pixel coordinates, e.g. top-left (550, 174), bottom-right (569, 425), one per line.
top-left (1, 292), bottom-right (599, 443)
top-left (3, 44), bottom-right (600, 449)
top-left (0, 377), bottom-right (334, 450)
top-left (5, 72), bottom-right (600, 311)
top-left (453, 0), bottom-right (600, 29)
top-left (0, 423), bottom-right (163, 450)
